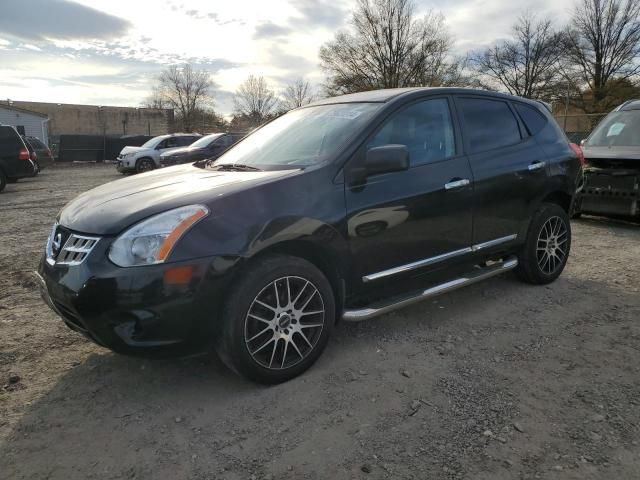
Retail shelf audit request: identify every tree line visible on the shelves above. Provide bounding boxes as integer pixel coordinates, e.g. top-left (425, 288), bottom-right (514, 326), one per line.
top-left (145, 0), bottom-right (640, 132)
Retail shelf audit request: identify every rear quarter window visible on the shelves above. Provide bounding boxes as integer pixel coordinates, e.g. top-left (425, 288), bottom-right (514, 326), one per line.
top-left (514, 103), bottom-right (548, 136)
top-left (0, 126), bottom-right (24, 150)
top-left (457, 97), bottom-right (522, 153)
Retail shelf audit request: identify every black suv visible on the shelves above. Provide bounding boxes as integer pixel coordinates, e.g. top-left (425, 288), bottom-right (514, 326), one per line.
top-left (0, 125), bottom-right (36, 192)
top-left (37, 88), bottom-right (581, 383)
top-left (23, 135), bottom-right (55, 174)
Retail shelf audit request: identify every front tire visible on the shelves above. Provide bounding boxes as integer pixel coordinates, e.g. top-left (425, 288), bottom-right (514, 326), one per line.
top-left (216, 255), bottom-right (335, 384)
top-left (0, 170), bottom-right (6, 192)
top-left (135, 157), bottom-right (155, 174)
top-left (516, 203), bottom-right (571, 284)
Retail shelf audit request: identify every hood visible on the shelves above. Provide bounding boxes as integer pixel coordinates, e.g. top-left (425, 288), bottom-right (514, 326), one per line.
top-left (582, 145), bottom-right (640, 160)
top-left (120, 146), bottom-right (149, 155)
top-left (58, 164), bottom-right (299, 235)
top-left (160, 146), bottom-right (200, 158)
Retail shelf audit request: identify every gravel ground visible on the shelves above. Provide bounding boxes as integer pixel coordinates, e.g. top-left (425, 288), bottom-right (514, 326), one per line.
top-left (0, 164), bottom-right (639, 480)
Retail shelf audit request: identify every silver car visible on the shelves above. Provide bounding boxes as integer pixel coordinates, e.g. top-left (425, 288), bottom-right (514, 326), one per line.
top-left (116, 134), bottom-right (201, 174)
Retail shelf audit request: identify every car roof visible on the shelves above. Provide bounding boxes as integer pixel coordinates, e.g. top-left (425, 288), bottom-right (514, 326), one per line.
top-left (616, 99), bottom-right (640, 111)
top-left (306, 87), bottom-right (545, 109)
top-left (154, 133), bottom-right (201, 139)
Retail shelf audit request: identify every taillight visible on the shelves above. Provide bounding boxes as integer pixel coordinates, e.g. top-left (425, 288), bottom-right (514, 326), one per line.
top-left (569, 143), bottom-right (585, 166)
top-left (18, 148), bottom-right (30, 160)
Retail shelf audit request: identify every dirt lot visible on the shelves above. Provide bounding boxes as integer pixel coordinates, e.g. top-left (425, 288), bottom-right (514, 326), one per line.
top-left (0, 164), bottom-right (639, 480)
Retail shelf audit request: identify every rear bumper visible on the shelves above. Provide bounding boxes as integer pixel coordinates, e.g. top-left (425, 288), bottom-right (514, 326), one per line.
top-left (8, 159), bottom-right (36, 179)
top-left (578, 168), bottom-right (639, 218)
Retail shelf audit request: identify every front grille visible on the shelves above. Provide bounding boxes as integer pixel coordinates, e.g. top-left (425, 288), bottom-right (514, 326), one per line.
top-left (46, 223), bottom-right (100, 266)
top-left (56, 234), bottom-right (100, 265)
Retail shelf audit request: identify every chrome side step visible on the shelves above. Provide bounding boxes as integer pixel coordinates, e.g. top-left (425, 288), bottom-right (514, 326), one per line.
top-left (342, 256), bottom-right (518, 322)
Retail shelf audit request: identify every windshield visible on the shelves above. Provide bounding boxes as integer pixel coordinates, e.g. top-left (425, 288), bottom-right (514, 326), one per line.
top-left (587, 110), bottom-right (640, 147)
top-left (214, 103), bottom-right (381, 169)
top-left (190, 133), bottom-right (223, 148)
top-left (141, 136), bottom-right (165, 149)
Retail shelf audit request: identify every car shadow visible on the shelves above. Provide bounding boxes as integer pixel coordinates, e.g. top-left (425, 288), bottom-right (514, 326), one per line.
top-left (574, 214), bottom-right (639, 230)
top-left (1, 273), bottom-right (637, 479)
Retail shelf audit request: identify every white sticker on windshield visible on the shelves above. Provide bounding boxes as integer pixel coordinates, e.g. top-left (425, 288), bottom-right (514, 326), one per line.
top-left (607, 123), bottom-right (625, 137)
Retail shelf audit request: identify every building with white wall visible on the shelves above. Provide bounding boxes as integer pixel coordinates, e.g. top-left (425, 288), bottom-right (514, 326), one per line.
top-left (0, 104), bottom-right (49, 145)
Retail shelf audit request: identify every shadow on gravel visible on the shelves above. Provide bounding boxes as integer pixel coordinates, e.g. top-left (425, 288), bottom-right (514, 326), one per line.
top-left (1, 275), bottom-right (638, 480)
top-left (574, 215), bottom-right (639, 230)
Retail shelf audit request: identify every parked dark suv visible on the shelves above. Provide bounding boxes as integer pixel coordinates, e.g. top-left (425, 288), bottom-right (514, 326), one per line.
top-left (22, 135), bottom-right (55, 174)
top-left (159, 133), bottom-right (244, 167)
top-left (0, 125), bottom-right (36, 192)
top-left (37, 88), bottom-right (581, 383)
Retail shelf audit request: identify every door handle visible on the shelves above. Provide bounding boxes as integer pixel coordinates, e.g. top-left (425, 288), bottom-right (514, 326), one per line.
top-left (444, 178), bottom-right (470, 190)
top-left (528, 161), bottom-right (546, 171)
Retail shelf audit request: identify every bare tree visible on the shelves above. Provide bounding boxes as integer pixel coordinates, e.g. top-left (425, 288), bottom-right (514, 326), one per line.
top-left (154, 64), bottom-right (216, 132)
top-left (472, 14), bottom-right (563, 99)
top-left (233, 75), bottom-right (279, 127)
top-left (319, 0), bottom-right (455, 95)
top-left (281, 79), bottom-right (315, 111)
top-left (142, 87), bottom-right (170, 109)
top-left (565, 0), bottom-right (640, 107)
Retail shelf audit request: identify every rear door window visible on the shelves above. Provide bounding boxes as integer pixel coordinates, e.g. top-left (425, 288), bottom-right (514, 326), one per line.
top-left (457, 97), bottom-right (522, 153)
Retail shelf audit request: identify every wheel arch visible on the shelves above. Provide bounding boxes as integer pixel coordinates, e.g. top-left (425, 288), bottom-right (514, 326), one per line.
top-left (246, 238), bottom-right (348, 321)
top-left (541, 190), bottom-right (572, 213)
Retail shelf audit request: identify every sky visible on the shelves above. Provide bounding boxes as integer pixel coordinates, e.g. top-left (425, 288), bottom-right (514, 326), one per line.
top-left (0, 0), bottom-right (576, 117)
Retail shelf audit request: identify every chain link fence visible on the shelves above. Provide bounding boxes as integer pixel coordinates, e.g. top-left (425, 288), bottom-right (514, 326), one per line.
top-left (553, 113), bottom-right (608, 143)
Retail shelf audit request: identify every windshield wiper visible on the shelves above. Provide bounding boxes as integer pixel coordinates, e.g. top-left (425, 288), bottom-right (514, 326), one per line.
top-left (208, 163), bottom-right (263, 172)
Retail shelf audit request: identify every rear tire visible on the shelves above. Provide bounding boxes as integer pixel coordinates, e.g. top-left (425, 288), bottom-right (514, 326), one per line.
top-left (6, 178), bottom-right (17, 184)
top-left (516, 203), bottom-right (571, 284)
top-left (0, 170), bottom-right (6, 192)
top-left (135, 157), bottom-right (155, 174)
top-left (216, 254), bottom-right (335, 384)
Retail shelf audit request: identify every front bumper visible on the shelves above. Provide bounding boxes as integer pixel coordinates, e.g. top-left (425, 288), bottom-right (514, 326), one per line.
top-left (37, 240), bottom-right (240, 356)
top-left (116, 158), bottom-right (135, 172)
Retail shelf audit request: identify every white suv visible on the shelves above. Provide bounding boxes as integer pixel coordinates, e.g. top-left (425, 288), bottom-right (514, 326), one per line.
top-left (116, 134), bottom-right (201, 174)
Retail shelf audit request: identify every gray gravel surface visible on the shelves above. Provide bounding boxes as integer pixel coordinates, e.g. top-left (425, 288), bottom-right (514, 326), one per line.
top-left (1, 165), bottom-right (639, 479)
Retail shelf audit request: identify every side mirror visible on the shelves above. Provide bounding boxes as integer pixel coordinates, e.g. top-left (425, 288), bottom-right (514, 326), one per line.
top-left (365, 145), bottom-right (409, 176)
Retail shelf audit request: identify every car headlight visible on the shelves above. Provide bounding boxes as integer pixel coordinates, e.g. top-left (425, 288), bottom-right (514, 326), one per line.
top-left (108, 205), bottom-right (209, 267)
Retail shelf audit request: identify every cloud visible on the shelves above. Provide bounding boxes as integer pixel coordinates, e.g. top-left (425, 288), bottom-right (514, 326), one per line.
top-left (289, 0), bottom-right (348, 29)
top-left (267, 46), bottom-right (314, 74)
top-left (253, 22), bottom-right (293, 40)
top-left (0, 0), bottom-right (130, 42)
